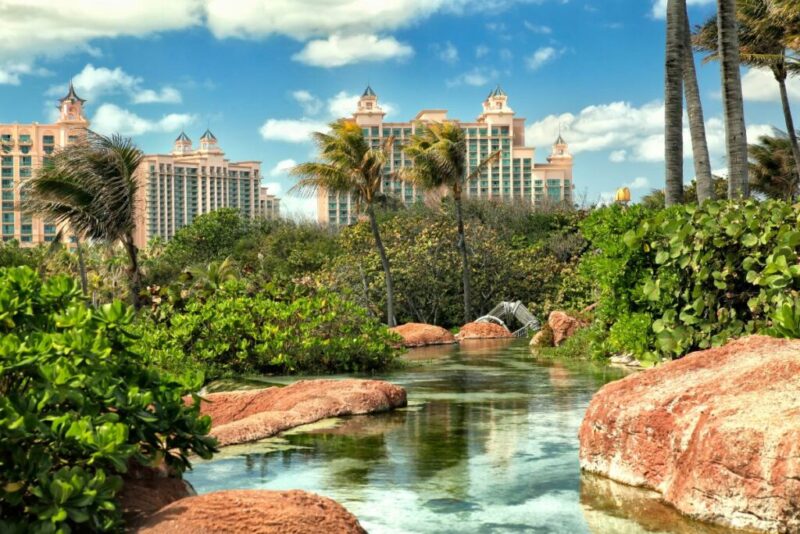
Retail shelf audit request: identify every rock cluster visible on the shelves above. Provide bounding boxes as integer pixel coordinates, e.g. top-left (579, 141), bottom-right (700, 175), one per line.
top-left (579, 335), bottom-right (800, 533)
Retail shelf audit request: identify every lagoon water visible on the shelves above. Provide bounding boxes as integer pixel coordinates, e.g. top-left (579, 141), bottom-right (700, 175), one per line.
top-left (186, 340), bottom-right (730, 534)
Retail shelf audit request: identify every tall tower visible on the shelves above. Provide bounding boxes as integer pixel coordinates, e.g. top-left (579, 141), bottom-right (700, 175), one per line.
top-left (198, 129), bottom-right (222, 154)
top-left (547, 133), bottom-right (572, 165)
top-left (353, 85), bottom-right (385, 126)
top-left (57, 82), bottom-right (88, 125)
top-left (173, 131), bottom-right (192, 155)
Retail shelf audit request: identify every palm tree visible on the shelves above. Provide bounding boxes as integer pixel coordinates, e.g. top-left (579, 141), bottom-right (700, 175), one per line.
top-left (695, 0), bottom-right (800, 193)
top-left (24, 132), bottom-right (144, 307)
top-left (681, 1), bottom-right (715, 202)
top-left (749, 130), bottom-right (799, 200)
top-left (401, 122), bottom-right (500, 324)
top-left (665, 0), bottom-right (685, 207)
top-left (291, 120), bottom-right (398, 326)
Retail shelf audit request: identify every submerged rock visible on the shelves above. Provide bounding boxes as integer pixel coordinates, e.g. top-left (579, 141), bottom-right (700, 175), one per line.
top-left (390, 322), bottom-right (457, 347)
top-left (136, 489), bottom-right (366, 533)
top-left (200, 379), bottom-right (407, 447)
top-left (456, 321), bottom-right (513, 340)
top-left (579, 335), bottom-right (800, 533)
top-left (548, 311), bottom-right (582, 346)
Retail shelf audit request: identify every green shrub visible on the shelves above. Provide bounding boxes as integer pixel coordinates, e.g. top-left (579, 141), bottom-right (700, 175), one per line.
top-left (135, 280), bottom-right (402, 379)
top-left (606, 313), bottom-right (655, 361)
top-left (0, 267), bottom-right (216, 533)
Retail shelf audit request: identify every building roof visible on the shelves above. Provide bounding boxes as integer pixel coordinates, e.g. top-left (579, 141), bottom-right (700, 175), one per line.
top-left (175, 131), bottom-right (191, 142)
top-left (555, 133), bottom-right (567, 145)
top-left (60, 81), bottom-right (86, 104)
top-left (362, 85), bottom-right (376, 97)
top-left (200, 128), bottom-right (217, 141)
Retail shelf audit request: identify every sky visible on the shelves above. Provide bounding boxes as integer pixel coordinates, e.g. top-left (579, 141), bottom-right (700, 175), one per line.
top-left (0, 0), bottom-right (797, 218)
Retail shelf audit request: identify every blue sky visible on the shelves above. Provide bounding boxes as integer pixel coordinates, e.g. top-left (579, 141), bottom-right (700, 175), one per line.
top-left (1, 0), bottom-right (797, 217)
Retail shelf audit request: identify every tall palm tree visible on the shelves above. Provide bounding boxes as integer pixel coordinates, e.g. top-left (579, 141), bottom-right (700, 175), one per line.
top-left (24, 132), bottom-right (144, 307)
top-left (681, 1), bottom-right (715, 202)
top-left (695, 0), bottom-right (800, 192)
top-left (665, 0), bottom-right (685, 207)
top-left (401, 122), bottom-right (500, 324)
top-left (291, 120), bottom-right (398, 326)
top-left (749, 130), bottom-right (799, 200)
top-left (717, 0), bottom-right (750, 198)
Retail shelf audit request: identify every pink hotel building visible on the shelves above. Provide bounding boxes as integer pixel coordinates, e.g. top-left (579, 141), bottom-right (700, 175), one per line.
top-left (318, 86), bottom-right (574, 225)
top-left (0, 84), bottom-right (279, 249)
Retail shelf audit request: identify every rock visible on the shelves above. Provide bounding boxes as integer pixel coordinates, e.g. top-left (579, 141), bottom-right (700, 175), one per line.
top-left (529, 325), bottom-right (554, 348)
top-left (548, 311), bottom-right (582, 346)
top-left (136, 489), bottom-right (366, 534)
top-left (390, 322), bottom-right (457, 347)
top-left (579, 335), bottom-right (800, 533)
top-left (608, 354), bottom-right (643, 368)
top-left (455, 321), bottom-right (513, 340)
top-left (199, 379), bottom-right (407, 447)
top-left (119, 463), bottom-right (195, 528)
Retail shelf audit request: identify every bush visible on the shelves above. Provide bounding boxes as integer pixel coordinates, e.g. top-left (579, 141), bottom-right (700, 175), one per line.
top-left (134, 280), bottom-right (402, 379)
top-left (0, 267), bottom-right (216, 532)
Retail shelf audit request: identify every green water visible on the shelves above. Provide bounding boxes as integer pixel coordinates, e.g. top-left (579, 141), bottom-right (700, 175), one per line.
top-left (185, 340), bottom-right (732, 534)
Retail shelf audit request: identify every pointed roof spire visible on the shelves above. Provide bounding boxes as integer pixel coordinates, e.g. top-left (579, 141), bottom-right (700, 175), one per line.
top-left (60, 81), bottom-right (86, 104)
top-left (200, 128), bottom-right (217, 141)
top-left (492, 84), bottom-right (506, 97)
top-left (362, 85), bottom-right (376, 97)
top-left (175, 130), bottom-right (191, 142)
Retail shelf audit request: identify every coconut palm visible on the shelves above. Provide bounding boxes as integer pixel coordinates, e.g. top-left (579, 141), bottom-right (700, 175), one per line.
top-left (24, 132), bottom-right (144, 307)
top-left (291, 120), bottom-right (398, 326)
top-left (695, 0), bottom-right (800, 193)
top-left (749, 130), bottom-right (799, 200)
top-left (681, 1), bottom-right (715, 202)
top-left (665, 0), bottom-right (686, 207)
top-left (401, 122), bottom-right (501, 324)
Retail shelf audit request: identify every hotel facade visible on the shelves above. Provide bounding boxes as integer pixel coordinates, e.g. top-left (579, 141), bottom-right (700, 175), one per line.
top-left (318, 86), bottom-right (574, 225)
top-left (0, 84), bottom-right (279, 248)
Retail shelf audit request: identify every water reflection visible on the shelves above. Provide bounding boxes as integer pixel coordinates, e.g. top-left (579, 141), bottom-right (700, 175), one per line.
top-left (187, 341), bottom-right (728, 533)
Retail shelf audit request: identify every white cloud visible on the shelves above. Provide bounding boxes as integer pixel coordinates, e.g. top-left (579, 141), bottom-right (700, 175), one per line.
top-left (268, 159), bottom-right (297, 177)
top-left (292, 33), bottom-right (413, 67)
top-left (327, 90), bottom-right (395, 118)
top-left (626, 177), bottom-right (650, 189)
top-left (0, 62), bottom-right (50, 85)
top-left (609, 149), bottom-right (627, 162)
top-left (436, 41), bottom-right (459, 63)
top-left (446, 67), bottom-right (498, 87)
top-left (650, 0), bottom-right (715, 19)
top-left (47, 64), bottom-right (182, 105)
top-left (259, 118), bottom-right (328, 143)
top-left (524, 21), bottom-right (552, 34)
top-left (292, 90), bottom-right (322, 115)
top-left (90, 103), bottom-right (195, 136)
top-left (526, 46), bottom-right (564, 70)
top-left (741, 68), bottom-right (800, 103)
top-left (475, 45), bottom-right (490, 58)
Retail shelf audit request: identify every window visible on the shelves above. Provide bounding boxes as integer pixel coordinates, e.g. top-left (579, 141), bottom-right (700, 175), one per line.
top-left (42, 135), bottom-right (54, 144)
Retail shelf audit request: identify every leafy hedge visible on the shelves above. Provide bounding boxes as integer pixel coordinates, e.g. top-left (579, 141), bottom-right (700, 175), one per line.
top-left (0, 267), bottom-right (216, 533)
top-left (583, 200), bottom-right (800, 361)
top-left (135, 280), bottom-right (401, 379)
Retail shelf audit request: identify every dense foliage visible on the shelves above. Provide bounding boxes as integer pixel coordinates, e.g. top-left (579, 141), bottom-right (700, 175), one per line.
top-left (135, 279), bottom-right (401, 379)
top-left (583, 200), bottom-right (800, 361)
top-left (0, 267), bottom-right (216, 533)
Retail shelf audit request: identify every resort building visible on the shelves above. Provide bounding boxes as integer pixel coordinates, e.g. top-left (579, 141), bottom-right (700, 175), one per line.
top-left (0, 83), bottom-right (89, 244)
top-left (318, 86), bottom-right (574, 226)
top-left (1, 83), bottom-right (279, 248)
top-left (132, 131), bottom-right (280, 248)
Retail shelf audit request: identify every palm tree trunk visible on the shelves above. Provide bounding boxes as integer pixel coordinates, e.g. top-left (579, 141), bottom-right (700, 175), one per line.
top-left (681, 2), bottom-right (714, 203)
top-left (775, 71), bottom-right (800, 194)
top-left (665, 0), bottom-right (685, 207)
top-left (454, 190), bottom-right (472, 324)
top-left (123, 235), bottom-right (142, 309)
top-left (717, 0), bottom-right (749, 199)
top-left (74, 235), bottom-right (88, 296)
top-left (366, 203), bottom-right (396, 327)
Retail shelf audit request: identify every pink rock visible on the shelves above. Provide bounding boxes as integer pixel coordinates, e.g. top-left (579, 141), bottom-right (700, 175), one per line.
top-left (548, 311), bottom-right (581, 346)
top-left (390, 323), bottom-right (457, 347)
top-left (456, 322), bottom-right (513, 340)
top-left (579, 335), bottom-right (800, 533)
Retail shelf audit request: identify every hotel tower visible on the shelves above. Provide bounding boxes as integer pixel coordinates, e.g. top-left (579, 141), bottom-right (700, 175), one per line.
top-left (0, 83), bottom-right (279, 248)
top-left (318, 86), bottom-right (574, 225)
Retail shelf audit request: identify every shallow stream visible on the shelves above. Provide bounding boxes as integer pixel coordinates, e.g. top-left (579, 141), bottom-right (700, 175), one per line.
top-left (186, 340), bottom-right (732, 533)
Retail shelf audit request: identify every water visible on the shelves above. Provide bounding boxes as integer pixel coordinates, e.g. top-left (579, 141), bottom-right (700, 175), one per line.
top-left (186, 340), bottom-right (733, 534)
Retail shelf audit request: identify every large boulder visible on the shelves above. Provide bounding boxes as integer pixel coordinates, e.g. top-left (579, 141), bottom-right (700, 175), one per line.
top-left (120, 463), bottom-right (195, 527)
top-left (136, 489), bottom-right (366, 533)
top-left (390, 323), bottom-right (456, 347)
top-left (456, 321), bottom-right (513, 340)
top-left (200, 379), bottom-right (407, 447)
top-left (548, 311), bottom-right (582, 346)
top-left (579, 335), bottom-right (800, 533)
